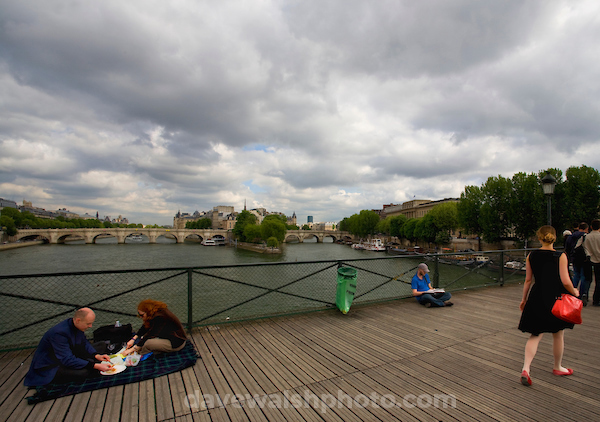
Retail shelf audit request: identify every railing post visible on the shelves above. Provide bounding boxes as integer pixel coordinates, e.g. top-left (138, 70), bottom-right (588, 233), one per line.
top-left (499, 251), bottom-right (504, 286)
top-left (433, 254), bottom-right (439, 288)
top-left (187, 268), bottom-right (193, 332)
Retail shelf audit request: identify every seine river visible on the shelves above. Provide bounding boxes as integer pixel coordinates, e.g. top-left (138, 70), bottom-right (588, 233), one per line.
top-left (0, 237), bottom-right (384, 276)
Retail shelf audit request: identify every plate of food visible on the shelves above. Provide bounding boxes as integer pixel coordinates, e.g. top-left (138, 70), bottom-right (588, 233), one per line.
top-left (101, 364), bottom-right (126, 376)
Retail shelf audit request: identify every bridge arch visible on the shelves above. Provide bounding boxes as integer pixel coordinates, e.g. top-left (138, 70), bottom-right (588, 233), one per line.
top-left (284, 233), bottom-right (302, 243)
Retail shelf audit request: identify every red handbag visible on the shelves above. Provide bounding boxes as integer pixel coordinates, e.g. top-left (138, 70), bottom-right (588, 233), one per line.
top-left (551, 294), bottom-right (583, 324)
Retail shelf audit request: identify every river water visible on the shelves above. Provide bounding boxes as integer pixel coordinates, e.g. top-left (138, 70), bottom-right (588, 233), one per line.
top-left (0, 237), bottom-right (386, 275)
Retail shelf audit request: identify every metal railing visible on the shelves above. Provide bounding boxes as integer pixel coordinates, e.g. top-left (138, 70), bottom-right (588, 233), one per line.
top-left (0, 249), bottom-right (531, 351)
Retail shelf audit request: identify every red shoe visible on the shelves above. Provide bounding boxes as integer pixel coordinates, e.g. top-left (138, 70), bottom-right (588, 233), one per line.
top-left (520, 370), bottom-right (532, 386)
top-left (552, 368), bottom-right (573, 376)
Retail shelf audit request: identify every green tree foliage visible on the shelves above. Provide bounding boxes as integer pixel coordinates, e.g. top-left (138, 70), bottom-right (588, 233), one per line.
top-left (563, 165), bottom-right (600, 225)
top-left (266, 237), bottom-right (279, 248)
top-left (389, 215), bottom-right (407, 238)
top-left (457, 185), bottom-right (483, 235)
top-left (338, 217), bottom-right (350, 232)
top-left (232, 210), bottom-right (257, 241)
top-left (414, 213), bottom-right (437, 243)
top-left (341, 210), bottom-right (380, 237)
top-left (0, 215), bottom-right (18, 236)
top-left (510, 172), bottom-right (545, 242)
top-left (185, 218), bottom-right (212, 229)
top-left (428, 202), bottom-right (458, 235)
top-left (243, 224), bottom-right (262, 243)
top-left (403, 218), bottom-right (419, 241)
top-left (375, 217), bottom-right (391, 235)
top-left (480, 175), bottom-right (513, 243)
top-left (261, 217), bottom-right (286, 243)
top-left (301, 224), bottom-right (310, 230)
top-left (457, 165), bottom-right (599, 244)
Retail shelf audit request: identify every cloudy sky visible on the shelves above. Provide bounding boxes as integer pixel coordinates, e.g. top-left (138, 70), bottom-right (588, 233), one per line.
top-left (1, 1), bottom-right (599, 226)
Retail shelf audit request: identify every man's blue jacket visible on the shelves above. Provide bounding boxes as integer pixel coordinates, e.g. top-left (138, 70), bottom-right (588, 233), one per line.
top-left (24, 318), bottom-right (97, 386)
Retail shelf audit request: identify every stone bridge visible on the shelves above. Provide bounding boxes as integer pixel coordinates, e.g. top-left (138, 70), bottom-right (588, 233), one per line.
top-left (14, 228), bottom-right (354, 244)
top-left (14, 228), bottom-right (229, 244)
top-left (283, 230), bottom-right (353, 243)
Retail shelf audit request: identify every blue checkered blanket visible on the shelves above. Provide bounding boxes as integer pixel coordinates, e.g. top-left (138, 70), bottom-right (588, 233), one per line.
top-left (26, 341), bottom-right (198, 404)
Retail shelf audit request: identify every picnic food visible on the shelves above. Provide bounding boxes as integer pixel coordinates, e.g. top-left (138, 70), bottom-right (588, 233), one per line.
top-left (104, 364), bottom-right (117, 374)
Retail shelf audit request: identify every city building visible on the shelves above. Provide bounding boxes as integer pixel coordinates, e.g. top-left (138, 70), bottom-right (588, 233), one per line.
top-left (55, 208), bottom-right (80, 219)
top-left (311, 222), bottom-right (336, 231)
top-left (0, 198), bottom-right (18, 211)
top-left (173, 205), bottom-right (297, 230)
top-left (383, 198), bottom-right (459, 219)
top-left (20, 200), bottom-right (56, 219)
top-left (307, 216), bottom-right (313, 223)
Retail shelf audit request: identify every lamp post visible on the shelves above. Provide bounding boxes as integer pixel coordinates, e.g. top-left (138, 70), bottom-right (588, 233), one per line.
top-left (541, 173), bottom-right (557, 226)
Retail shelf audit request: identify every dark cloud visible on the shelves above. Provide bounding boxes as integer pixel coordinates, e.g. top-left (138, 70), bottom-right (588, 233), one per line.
top-left (1, 1), bottom-right (599, 225)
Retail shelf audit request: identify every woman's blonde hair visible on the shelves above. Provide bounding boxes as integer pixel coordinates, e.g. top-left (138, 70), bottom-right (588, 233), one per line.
top-left (536, 225), bottom-right (556, 244)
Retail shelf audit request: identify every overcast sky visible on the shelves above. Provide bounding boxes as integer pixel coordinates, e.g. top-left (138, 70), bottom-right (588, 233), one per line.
top-left (1, 1), bottom-right (599, 226)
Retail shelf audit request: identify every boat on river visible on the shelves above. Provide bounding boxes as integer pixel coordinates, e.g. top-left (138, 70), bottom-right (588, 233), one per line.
top-left (365, 238), bottom-right (386, 251)
top-left (201, 239), bottom-right (216, 246)
top-left (128, 234), bottom-right (144, 242)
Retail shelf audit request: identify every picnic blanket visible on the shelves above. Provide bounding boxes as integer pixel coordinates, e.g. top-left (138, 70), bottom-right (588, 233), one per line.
top-left (26, 341), bottom-right (199, 404)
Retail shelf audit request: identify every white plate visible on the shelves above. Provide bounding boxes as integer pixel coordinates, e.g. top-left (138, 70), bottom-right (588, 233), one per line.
top-left (101, 364), bottom-right (126, 376)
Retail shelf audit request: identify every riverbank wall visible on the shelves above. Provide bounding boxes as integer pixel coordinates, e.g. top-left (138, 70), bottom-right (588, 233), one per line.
top-left (0, 240), bottom-right (44, 251)
top-left (232, 242), bottom-right (281, 254)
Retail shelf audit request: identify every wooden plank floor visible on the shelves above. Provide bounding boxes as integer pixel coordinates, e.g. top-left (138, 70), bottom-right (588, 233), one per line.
top-left (2, 282), bottom-right (600, 422)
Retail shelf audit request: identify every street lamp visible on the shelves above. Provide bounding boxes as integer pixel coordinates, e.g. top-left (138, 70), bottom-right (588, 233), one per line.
top-left (541, 173), bottom-right (557, 226)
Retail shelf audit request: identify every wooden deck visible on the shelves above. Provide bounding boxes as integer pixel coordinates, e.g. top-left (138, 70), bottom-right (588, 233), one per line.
top-left (2, 282), bottom-right (600, 422)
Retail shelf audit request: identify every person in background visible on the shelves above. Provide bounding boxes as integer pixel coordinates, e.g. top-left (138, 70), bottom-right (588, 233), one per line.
top-left (411, 263), bottom-right (453, 308)
top-left (566, 222), bottom-right (589, 304)
top-left (24, 308), bottom-right (111, 387)
top-left (125, 299), bottom-right (187, 355)
top-left (562, 230), bottom-right (572, 250)
top-left (584, 219), bottom-right (600, 306)
top-left (518, 226), bottom-right (579, 386)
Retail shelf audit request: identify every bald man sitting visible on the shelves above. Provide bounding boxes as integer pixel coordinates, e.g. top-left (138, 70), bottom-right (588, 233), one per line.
top-left (24, 308), bottom-right (112, 387)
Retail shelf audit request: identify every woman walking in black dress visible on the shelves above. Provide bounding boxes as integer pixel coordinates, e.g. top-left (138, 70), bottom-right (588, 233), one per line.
top-left (518, 225), bottom-right (579, 386)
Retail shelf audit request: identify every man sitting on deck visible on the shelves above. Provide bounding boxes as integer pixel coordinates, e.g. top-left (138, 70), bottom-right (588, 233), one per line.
top-left (24, 308), bottom-right (112, 387)
top-left (411, 263), bottom-right (453, 308)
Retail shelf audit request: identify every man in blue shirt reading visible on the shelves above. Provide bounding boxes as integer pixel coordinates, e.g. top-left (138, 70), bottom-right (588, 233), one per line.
top-left (24, 308), bottom-right (112, 387)
top-left (411, 263), bottom-right (453, 308)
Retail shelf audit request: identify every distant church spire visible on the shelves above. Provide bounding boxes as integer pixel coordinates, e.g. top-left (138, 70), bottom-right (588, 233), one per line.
top-left (244, 199), bottom-right (246, 211)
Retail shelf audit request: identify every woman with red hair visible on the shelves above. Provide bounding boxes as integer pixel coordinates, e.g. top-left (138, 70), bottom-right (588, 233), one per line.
top-left (125, 299), bottom-right (187, 355)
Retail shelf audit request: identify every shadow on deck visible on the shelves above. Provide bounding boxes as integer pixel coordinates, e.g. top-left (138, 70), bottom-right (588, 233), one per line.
top-left (2, 283), bottom-right (600, 421)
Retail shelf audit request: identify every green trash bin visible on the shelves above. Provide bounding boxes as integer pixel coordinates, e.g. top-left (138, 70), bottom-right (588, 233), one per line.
top-left (336, 267), bottom-right (358, 314)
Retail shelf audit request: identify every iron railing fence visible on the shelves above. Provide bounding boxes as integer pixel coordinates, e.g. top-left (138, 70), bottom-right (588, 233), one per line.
top-left (0, 249), bottom-right (532, 351)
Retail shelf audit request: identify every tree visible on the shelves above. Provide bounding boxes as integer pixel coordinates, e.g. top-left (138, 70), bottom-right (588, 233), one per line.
top-left (301, 224), bottom-right (310, 230)
top-left (389, 215), bottom-right (407, 238)
top-left (233, 210), bottom-right (257, 241)
top-left (243, 224), bottom-right (262, 243)
top-left (338, 217), bottom-right (350, 232)
top-left (266, 237), bottom-right (279, 248)
top-left (375, 218), bottom-right (391, 235)
top-left (563, 165), bottom-right (600, 225)
top-left (457, 185), bottom-right (483, 236)
top-left (357, 210), bottom-right (380, 237)
top-left (480, 175), bottom-right (513, 243)
top-left (261, 218), bottom-right (286, 243)
top-left (186, 218), bottom-right (212, 229)
top-left (429, 202), bottom-right (458, 235)
top-left (1, 207), bottom-right (22, 225)
top-left (403, 218), bottom-right (419, 242)
top-left (510, 172), bottom-right (545, 244)
top-left (415, 213), bottom-right (437, 243)
top-left (0, 215), bottom-right (17, 236)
